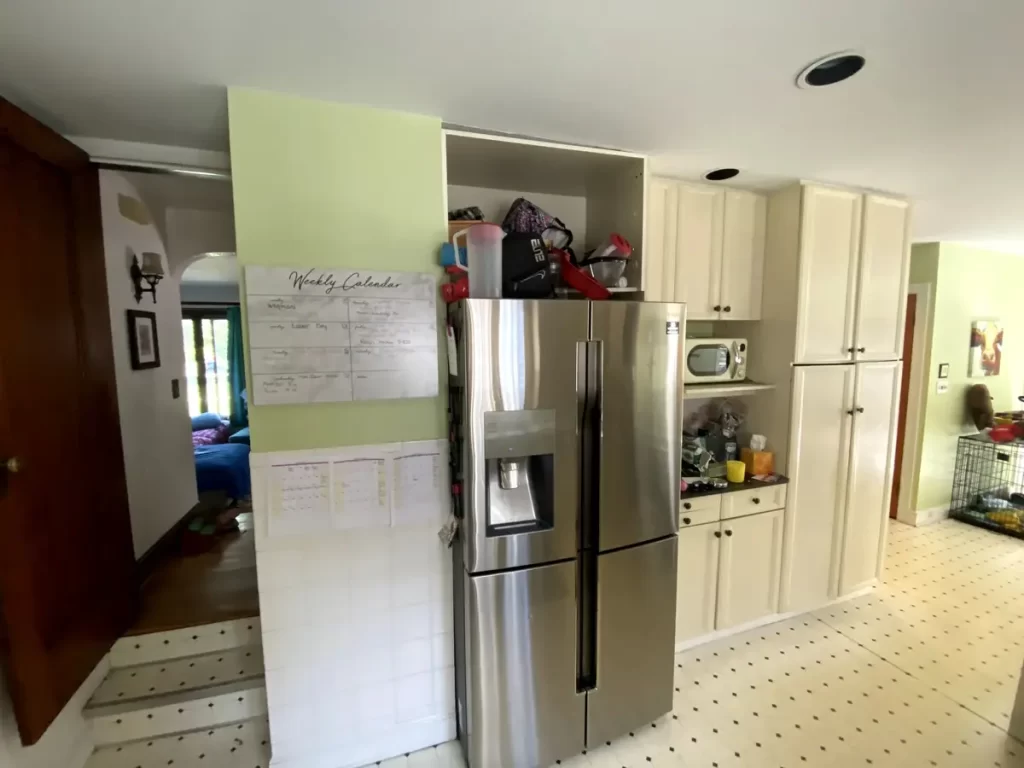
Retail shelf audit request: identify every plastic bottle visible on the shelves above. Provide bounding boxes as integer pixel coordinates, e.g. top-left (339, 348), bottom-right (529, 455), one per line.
top-left (452, 224), bottom-right (504, 298)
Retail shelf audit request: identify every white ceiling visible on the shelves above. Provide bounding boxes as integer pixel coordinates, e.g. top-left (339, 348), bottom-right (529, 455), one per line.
top-left (2, 0), bottom-right (1023, 246)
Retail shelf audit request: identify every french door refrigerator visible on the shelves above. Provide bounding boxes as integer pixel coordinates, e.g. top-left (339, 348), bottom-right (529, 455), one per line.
top-left (450, 299), bottom-right (685, 768)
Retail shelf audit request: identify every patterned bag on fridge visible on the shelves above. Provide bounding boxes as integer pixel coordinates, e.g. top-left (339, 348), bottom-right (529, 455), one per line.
top-left (501, 197), bottom-right (573, 250)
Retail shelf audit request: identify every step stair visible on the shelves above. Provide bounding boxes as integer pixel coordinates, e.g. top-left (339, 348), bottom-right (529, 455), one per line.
top-left (83, 618), bottom-right (269, 767)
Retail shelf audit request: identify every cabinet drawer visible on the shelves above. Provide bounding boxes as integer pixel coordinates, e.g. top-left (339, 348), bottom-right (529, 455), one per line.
top-left (721, 485), bottom-right (787, 520)
top-left (679, 495), bottom-right (722, 527)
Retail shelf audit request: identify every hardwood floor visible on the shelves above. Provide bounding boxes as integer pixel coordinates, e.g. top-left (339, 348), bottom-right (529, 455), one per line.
top-left (127, 511), bottom-right (259, 635)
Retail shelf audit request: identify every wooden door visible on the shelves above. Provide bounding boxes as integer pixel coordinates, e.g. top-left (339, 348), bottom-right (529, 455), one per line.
top-left (644, 178), bottom-right (679, 302)
top-left (675, 523), bottom-right (720, 643)
top-left (794, 186), bottom-right (862, 364)
top-left (782, 364), bottom-right (855, 613)
top-left (0, 98), bottom-right (135, 744)
top-left (674, 183), bottom-right (723, 320)
top-left (854, 195), bottom-right (911, 361)
top-left (839, 361), bottom-right (901, 597)
top-left (890, 294), bottom-right (917, 518)
top-left (715, 509), bottom-right (783, 631)
top-left (719, 189), bottom-right (766, 321)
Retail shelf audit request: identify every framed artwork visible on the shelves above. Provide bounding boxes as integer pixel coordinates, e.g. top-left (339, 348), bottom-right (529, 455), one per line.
top-left (968, 319), bottom-right (1002, 378)
top-left (127, 310), bottom-right (161, 370)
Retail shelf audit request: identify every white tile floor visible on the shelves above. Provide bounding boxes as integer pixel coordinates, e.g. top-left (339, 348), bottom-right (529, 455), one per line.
top-left (134, 518), bottom-right (1021, 768)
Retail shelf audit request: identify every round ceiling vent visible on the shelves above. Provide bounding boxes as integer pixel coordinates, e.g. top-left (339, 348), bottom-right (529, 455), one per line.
top-left (796, 52), bottom-right (865, 88)
top-left (704, 168), bottom-right (740, 182)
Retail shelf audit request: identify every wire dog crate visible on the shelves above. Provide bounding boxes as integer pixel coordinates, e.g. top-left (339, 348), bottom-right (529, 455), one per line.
top-left (949, 433), bottom-right (1024, 538)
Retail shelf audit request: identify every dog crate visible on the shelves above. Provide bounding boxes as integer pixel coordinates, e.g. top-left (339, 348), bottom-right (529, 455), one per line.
top-left (949, 433), bottom-right (1024, 538)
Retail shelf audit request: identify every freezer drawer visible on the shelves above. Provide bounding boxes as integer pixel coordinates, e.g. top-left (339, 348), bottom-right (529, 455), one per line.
top-left (462, 560), bottom-right (585, 768)
top-left (586, 536), bottom-right (678, 746)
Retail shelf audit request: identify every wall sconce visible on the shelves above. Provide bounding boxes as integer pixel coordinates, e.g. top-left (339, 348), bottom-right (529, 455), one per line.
top-left (130, 251), bottom-right (165, 304)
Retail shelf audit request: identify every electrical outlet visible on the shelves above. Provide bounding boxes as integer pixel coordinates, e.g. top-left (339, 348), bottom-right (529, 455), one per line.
top-left (936, 380), bottom-right (949, 394)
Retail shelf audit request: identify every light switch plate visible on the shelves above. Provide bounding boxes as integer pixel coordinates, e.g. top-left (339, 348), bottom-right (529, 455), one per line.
top-left (171, 378), bottom-right (181, 399)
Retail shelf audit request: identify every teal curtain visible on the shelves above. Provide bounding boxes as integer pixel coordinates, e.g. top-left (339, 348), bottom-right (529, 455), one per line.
top-left (226, 306), bottom-right (247, 427)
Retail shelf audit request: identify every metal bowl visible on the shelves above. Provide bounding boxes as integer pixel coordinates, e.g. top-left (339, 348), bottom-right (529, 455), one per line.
top-left (583, 259), bottom-right (627, 287)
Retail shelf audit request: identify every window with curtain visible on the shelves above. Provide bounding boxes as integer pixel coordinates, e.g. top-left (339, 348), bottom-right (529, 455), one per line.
top-left (182, 307), bottom-right (231, 417)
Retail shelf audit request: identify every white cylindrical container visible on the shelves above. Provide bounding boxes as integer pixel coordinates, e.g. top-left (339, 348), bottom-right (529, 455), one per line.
top-left (466, 224), bottom-right (504, 298)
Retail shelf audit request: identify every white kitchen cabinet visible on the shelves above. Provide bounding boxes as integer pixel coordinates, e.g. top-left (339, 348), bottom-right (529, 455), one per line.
top-left (719, 190), bottom-right (767, 321)
top-left (782, 364), bottom-right (856, 614)
top-left (675, 523), bottom-right (720, 642)
top-left (646, 178), bottom-right (765, 319)
top-left (644, 178), bottom-right (678, 302)
top-left (854, 196), bottom-right (912, 362)
top-left (675, 183), bottom-right (723, 319)
top-left (839, 361), bottom-right (901, 596)
top-left (794, 185), bottom-right (862, 365)
top-left (715, 508), bottom-right (784, 631)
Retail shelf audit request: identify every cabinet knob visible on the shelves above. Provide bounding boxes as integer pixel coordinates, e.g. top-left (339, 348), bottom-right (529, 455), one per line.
top-left (847, 347), bottom-right (855, 353)
top-left (725, 529), bottom-right (733, 536)
top-left (714, 531), bottom-right (722, 539)
top-left (857, 347), bottom-right (866, 353)
top-left (723, 306), bottom-right (732, 313)
top-left (846, 408), bottom-right (855, 415)
top-left (856, 406), bottom-right (865, 413)
top-left (751, 497), bottom-right (760, 505)
top-left (683, 502), bottom-right (692, 510)
top-left (713, 305), bottom-right (722, 312)
top-left (683, 517), bottom-right (691, 525)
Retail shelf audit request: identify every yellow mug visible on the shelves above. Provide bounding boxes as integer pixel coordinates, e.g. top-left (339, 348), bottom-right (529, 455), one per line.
top-left (726, 460), bottom-right (746, 484)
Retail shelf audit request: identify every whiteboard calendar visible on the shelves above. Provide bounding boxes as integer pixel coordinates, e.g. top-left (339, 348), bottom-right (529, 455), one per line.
top-left (245, 266), bottom-right (439, 405)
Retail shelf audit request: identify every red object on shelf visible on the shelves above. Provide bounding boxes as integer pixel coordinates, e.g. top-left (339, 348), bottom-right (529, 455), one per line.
top-left (989, 425), bottom-right (1017, 443)
top-left (442, 277), bottom-right (469, 304)
top-left (556, 249), bottom-right (611, 300)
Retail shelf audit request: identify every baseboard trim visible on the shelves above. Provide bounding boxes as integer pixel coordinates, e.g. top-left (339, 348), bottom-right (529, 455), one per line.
top-left (912, 506), bottom-right (949, 527)
top-left (135, 501), bottom-right (203, 582)
top-left (675, 583), bottom-right (878, 653)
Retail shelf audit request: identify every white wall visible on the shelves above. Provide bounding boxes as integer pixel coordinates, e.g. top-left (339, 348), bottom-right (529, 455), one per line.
top-left (0, 658), bottom-right (109, 768)
top-left (165, 208), bottom-right (236, 275)
top-left (99, 171), bottom-right (197, 558)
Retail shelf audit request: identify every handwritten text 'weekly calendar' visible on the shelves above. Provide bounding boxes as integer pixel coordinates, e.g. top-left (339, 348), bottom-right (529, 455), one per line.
top-left (244, 266), bottom-right (438, 405)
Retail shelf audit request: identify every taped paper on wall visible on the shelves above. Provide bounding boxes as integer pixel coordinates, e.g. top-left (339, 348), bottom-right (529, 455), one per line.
top-left (258, 440), bottom-right (449, 539)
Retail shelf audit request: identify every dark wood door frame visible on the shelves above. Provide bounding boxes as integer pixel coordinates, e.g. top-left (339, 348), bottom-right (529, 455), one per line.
top-left (890, 293), bottom-right (918, 519)
top-left (0, 97), bottom-right (136, 744)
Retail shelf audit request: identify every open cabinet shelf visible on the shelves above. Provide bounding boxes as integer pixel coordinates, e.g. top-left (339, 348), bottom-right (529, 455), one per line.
top-left (684, 381), bottom-right (775, 399)
top-left (443, 129), bottom-right (647, 292)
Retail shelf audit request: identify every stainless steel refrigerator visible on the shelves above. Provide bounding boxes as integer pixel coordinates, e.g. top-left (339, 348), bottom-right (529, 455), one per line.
top-left (450, 299), bottom-right (685, 768)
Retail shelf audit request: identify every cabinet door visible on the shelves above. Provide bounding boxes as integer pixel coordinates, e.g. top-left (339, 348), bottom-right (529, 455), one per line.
top-left (839, 361), bottom-right (901, 596)
top-left (675, 523), bottom-right (720, 643)
top-left (645, 178), bottom-right (679, 302)
top-left (716, 509), bottom-right (783, 631)
top-left (854, 195), bottom-right (911, 361)
top-left (794, 186), bottom-right (862, 364)
top-left (674, 184), bottom-right (724, 320)
top-left (719, 189), bottom-right (766, 320)
top-left (782, 364), bottom-right (855, 613)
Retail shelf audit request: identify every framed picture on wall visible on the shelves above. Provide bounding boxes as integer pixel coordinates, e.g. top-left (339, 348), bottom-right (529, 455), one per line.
top-left (968, 319), bottom-right (1002, 378)
top-left (127, 310), bottom-right (161, 370)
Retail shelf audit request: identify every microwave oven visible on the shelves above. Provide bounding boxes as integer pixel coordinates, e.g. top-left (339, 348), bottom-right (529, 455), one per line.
top-left (684, 338), bottom-right (747, 383)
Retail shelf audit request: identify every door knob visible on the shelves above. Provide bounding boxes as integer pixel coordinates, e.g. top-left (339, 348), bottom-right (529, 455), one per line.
top-left (3, 457), bottom-right (21, 474)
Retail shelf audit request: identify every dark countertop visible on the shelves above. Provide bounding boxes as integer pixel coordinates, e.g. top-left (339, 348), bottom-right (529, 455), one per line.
top-left (681, 474), bottom-right (789, 500)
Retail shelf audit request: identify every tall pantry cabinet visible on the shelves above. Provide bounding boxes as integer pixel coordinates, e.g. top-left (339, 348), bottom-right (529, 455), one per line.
top-left (748, 183), bottom-right (910, 614)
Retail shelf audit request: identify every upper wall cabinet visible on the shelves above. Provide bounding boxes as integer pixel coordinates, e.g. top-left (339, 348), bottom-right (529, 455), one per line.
top-left (645, 178), bottom-right (766, 320)
top-left (793, 185), bottom-right (911, 365)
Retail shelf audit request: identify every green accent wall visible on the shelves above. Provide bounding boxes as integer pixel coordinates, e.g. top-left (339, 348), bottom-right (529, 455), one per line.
top-left (228, 89), bottom-right (446, 452)
top-left (910, 242), bottom-right (1024, 511)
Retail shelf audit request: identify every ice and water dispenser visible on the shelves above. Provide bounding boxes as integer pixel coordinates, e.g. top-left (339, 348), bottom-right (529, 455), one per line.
top-left (483, 409), bottom-right (556, 536)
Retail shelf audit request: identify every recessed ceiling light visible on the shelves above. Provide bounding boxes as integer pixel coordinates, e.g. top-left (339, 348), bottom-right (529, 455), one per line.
top-left (704, 168), bottom-right (739, 182)
top-left (796, 52), bottom-right (865, 88)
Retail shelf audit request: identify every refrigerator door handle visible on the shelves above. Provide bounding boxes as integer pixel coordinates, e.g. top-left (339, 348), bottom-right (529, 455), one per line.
top-left (575, 340), bottom-right (602, 693)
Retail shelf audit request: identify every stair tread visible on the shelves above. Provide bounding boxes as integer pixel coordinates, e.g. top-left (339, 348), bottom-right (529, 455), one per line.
top-left (85, 717), bottom-right (270, 768)
top-left (86, 646), bottom-right (264, 711)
